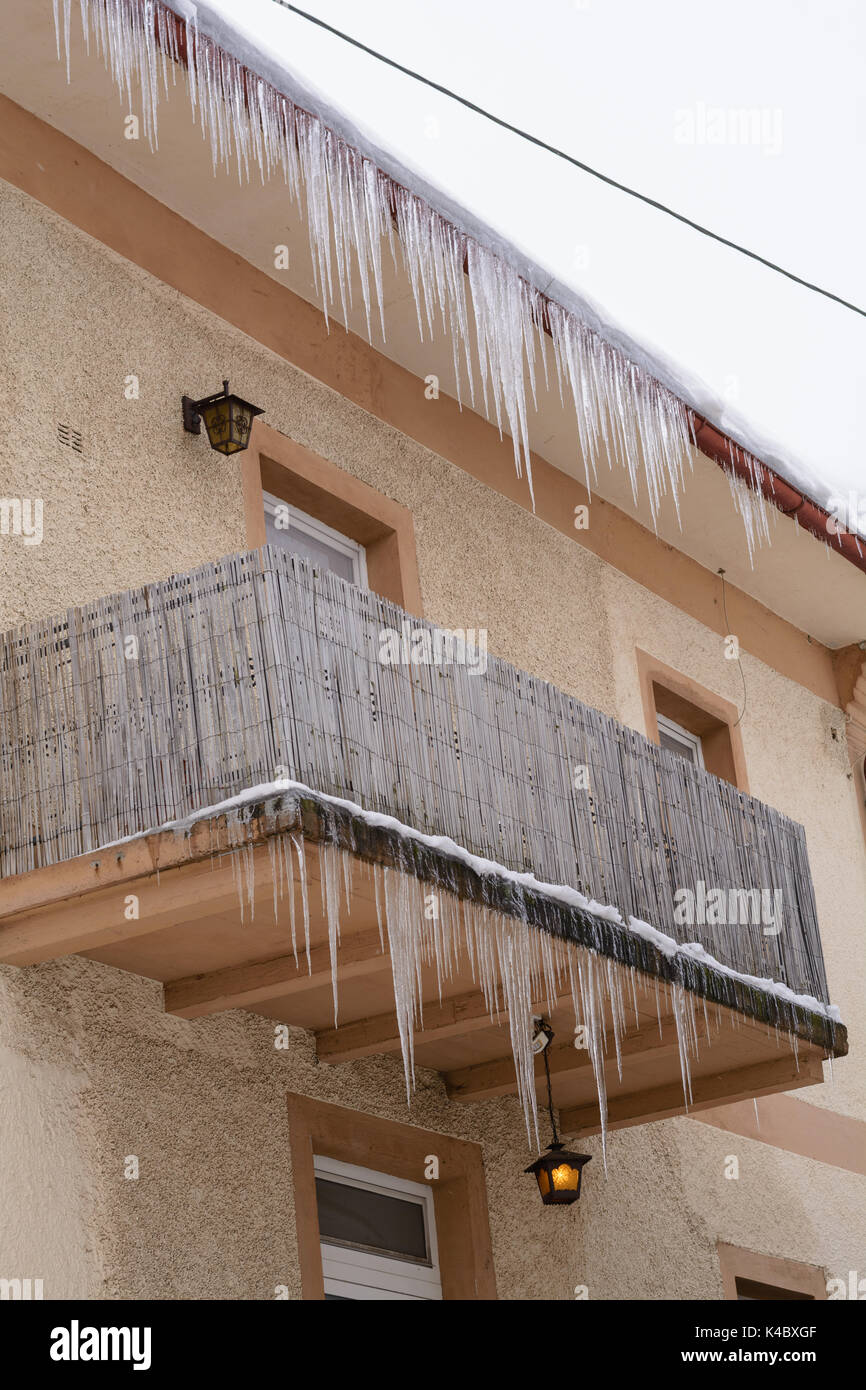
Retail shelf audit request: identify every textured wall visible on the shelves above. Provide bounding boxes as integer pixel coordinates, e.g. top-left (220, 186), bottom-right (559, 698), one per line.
top-left (2, 954), bottom-right (864, 1301)
top-left (0, 178), bottom-right (864, 1299)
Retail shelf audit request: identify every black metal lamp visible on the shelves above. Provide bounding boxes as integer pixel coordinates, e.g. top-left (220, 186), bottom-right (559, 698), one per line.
top-left (182, 380), bottom-right (263, 455)
top-left (525, 1019), bottom-right (592, 1206)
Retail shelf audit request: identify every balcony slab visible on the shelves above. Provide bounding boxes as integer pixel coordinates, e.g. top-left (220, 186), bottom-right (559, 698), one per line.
top-left (0, 786), bottom-right (844, 1139)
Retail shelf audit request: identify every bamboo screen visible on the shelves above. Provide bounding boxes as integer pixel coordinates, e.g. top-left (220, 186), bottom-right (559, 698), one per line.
top-left (0, 546), bottom-right (828, 1002)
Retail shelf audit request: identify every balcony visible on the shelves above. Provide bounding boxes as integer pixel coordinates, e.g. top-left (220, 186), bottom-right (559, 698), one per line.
top-left (0, 547), bottom-right (845, 1140)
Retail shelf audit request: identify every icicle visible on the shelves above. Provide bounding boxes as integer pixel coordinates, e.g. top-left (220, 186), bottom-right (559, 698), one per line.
top-left (373, 862), bottom-right (386, 954)
top-left (226, 831), bottom-right (255, 925)
top-left (266, 835), bottom-right (280, 924)
top-left (291, 834), bottom-right (311, 971)
top-left (341, 849), bottom-right (353, 916)
top-left (382, 864), bottom-right (418, 1104)
top-left (319, 841), bottom-right (344, 1025)
top-left (281, 831), bottom-right (298, 965)
top-left (670, 983), bottom-right (697, 1108)
top-left (723, 448), bottom-right (774, 563)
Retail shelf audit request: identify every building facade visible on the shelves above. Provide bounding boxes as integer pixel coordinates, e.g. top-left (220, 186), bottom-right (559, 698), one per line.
top-left (0, 1), bottom-right (864, 1302)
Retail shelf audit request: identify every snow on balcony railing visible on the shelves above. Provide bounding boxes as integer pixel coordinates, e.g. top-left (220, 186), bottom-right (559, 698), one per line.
top-left (0, 546), bottom-right (829, 1008)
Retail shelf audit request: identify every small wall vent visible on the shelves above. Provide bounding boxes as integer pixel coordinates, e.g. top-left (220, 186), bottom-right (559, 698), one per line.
top-left (58, 424), bottom-right (83, 453)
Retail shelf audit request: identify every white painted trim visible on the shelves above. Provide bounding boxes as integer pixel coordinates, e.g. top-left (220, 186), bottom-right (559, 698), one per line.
top-left (656, 712), bottom-right (705, 769)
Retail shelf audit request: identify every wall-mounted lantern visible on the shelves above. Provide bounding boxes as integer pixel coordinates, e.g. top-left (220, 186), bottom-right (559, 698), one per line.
top-left (182, 380), bottom-right (263, 455)
top-left (525, 1018), bottom-right (592, 1207)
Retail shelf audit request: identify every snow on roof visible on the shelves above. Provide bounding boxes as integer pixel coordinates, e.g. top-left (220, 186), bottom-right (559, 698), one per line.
top-left (57, 0), bottom-right (866, 550)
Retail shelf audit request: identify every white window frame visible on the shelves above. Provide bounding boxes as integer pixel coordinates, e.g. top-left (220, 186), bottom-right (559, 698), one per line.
top-left (656, 713), bottom-right (705, 769)
top-left (314, 1155), bottom-right (442, 1301)
top-left (263, 493), bottom-right (368, 588)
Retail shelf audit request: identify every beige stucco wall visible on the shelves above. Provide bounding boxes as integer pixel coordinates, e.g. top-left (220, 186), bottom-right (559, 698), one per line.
top-left (1, 178), bottom-right (864, 1299)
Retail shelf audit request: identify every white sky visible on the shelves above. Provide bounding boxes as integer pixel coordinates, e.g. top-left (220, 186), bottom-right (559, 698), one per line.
top-left (196, 0), bottom-right (866, 517)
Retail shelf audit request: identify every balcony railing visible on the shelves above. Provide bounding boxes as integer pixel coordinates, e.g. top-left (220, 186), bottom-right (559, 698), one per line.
top-left (0, 546), bottom-right (829, 1005)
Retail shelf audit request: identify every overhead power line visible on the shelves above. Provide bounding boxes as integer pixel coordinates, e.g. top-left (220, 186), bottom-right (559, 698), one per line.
top-left (271, 0), bottom-right (866, 320)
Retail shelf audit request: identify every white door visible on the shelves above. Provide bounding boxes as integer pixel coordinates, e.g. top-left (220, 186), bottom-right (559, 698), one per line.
top-left (314, 1155), bottom-right (442, 1300)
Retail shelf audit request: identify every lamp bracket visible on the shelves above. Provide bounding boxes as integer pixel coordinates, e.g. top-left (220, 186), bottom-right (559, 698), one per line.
top-left (531, 1017), bottom-right (554, 1054)
top-left (181, 396), bottom-right (202, 435)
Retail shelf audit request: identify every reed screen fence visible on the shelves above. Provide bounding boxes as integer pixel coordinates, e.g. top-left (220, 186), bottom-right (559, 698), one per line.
top-left (0, 546), bottom-right (828, 1003)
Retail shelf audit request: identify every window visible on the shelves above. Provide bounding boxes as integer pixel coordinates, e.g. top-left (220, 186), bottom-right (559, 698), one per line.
top-left (656, 713), bottom-right (705, 769)
top-left (263, 492), bottom-right (368, 588)
top-left (735, 1277), bottom-right (813, 1301)
top-left (288, 1093), bottom-right (496, 1299)
top-left (244, 429), bottom-right (422, 610)
top-left (636, 650), bottom-right (748, 790)
top-left (314, 1156), bottom-right (442, 1300)
top-left (717, 1243), bottom-right (827, 1301)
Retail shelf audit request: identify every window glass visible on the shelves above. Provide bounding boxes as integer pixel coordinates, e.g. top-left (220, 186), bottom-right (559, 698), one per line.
top-left (315, 1177), bottom-right (429, 1263)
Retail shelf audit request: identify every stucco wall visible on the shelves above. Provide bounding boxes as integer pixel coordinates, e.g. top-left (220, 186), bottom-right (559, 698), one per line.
top-left (1, 178), bottom-right (864, 1299)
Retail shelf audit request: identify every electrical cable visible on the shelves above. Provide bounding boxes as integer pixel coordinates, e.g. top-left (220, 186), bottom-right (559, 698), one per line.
top-left (271, 1), bottom-right (866, 320)
top-left (718, 569), bottom-right (748, 727)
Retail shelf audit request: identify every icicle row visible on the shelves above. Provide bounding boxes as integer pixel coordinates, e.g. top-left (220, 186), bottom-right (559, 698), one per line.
top-left (56, 0), bottom-right (778, 551)
top-left (166, 807), bottom-right (817, 1161)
